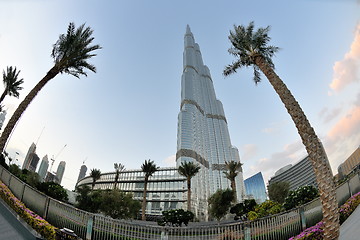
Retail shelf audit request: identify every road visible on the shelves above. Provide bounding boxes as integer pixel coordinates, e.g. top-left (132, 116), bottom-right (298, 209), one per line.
top-left (0, 198), bottom-right (41, 240)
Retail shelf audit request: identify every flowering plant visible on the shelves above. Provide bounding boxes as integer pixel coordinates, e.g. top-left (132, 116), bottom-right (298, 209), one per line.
top-left (288, 222), bottom-right (323, 240)
top-left (289, 191), bottom-right (360, 240)
top-left (339, 191), bottom-right (360, 224)
top-left (0, 180), bottom-right (56, 240)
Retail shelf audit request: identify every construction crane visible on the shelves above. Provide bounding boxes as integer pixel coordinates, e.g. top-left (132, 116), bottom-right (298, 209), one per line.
top-left (49, 144), bottom-right (67, 172)
top-left (83, 157), bottom-right (88, 165)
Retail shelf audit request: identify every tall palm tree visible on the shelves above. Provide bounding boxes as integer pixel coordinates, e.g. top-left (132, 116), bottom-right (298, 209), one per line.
top-left (1, 66), bottom-right (24, 103)
top-left (90, 168), bottom-right (101, 190)
top-left (113, 163), bottom-right (125, 189)
top-left (223, 160), bottom-right (243, 203)
top-left (224, 22), bottom-right (339, 239)
top-left (141, 159), bottom-right (158, 220)
top-left (178, 161), bottom-right (200, 212)
top-left (0, 22), bottom-right (101, 152)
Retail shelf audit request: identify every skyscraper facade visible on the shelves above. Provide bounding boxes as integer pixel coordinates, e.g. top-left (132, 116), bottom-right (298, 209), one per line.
top-left (176, 26), bottom-right (245, 220)
top-left (244, 172), bottom-right (267, 203)
top-left (28, 152), bottom-right (40, 172)
top-left (38, 155), bottom-right (49, 182)
top-left (56, 161), bottom-right (66, 185)
top-left (22, 142), bottom-right (36, 170)
top-left (77, 164), bottom-right (88, 182)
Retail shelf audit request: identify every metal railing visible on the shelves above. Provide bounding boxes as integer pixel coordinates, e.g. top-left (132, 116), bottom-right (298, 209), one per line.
top-left (0, 164), bottom-right (359, 240)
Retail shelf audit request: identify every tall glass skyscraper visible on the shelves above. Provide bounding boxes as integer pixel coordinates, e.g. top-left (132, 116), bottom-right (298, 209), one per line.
top-left (176, 26), bottom-right (245, 220)
top-left (56, 161), bottom-right (66, 185)
top-left (244, 172), bottom-right (267, 204)
top-left (38, 155), bottom-right (49, 182)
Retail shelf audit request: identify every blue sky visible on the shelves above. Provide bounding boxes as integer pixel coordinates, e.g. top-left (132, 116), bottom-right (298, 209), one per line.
top-left (0, 0), bottom-right (359, 190)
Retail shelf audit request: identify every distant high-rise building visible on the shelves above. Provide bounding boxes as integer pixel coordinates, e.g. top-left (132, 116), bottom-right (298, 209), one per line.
top-left (56, 161), bottom-right (66, 184)
top-left (176, 26), bottom-right (245, 220)
top-left (0, 110), bottom-right (6, 130)
top-left (77, 164), bottom-right (87, 182)
top-left (28, 152), bottom-right (40, 172)
top-left (244, 172), bottom-right (267, 204)
top-left (22, 142), bottom-right (36, 170)
top-left (45, 172), bottom-right (58, 183)
top-left (38, 155), bottom-right (49, 181)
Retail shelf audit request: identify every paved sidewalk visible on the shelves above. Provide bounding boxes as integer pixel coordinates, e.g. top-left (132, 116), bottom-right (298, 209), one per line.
top-left (0, 198), bottom-right (40, 239)
top-left (339, 205), bottom-right (360, 240)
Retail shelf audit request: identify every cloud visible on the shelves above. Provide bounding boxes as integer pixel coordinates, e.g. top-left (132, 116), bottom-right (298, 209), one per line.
top-left (244, 141), bottom-right (306, 184)
top-left (330, 24), bottom-right (360, 92)
top-left (327, 106), bottom-right (360, 141)
top-left (323, 101), bottom-right (360, 173)
top-left (241, 144), bottom-right (258, 161)
top-left (163, 155), bottom-right (176, 167)
top-left (318, 107), bottom-right (342, 124)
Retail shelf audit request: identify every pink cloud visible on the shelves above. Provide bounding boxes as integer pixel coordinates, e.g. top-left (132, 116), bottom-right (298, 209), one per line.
top-left (327, 106), bottom-right (360, 140)
top-left (330, 24), bottom-right (360, 92)
top-left (244, 141), bottom-right (306, 183)
top-left (163, 155), bottom-right (176, 167)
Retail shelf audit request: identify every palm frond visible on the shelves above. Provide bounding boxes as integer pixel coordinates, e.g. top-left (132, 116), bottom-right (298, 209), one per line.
top-left (52, 22), bottom-right (101, 78)
top-left (2, 66), bottom-right (24, 98)
top-left (224, 21), bottom-right (279, 84)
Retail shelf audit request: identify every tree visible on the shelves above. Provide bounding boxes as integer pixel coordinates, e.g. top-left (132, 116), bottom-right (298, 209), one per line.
top-left (90, 168), bottom-right (101, 190)
top-left (25, 171), bottom-right (40, 188)
top-left (100, 189), bottom-right (141, 219)
top-left (75, 185), bottom-right (102, 213)
top-left (141, 159), bottom-right (158, 220)
top-left (268, 181), bottom-right (290, 204)
top-left (224, 22), bottom-right (339, 239)
top-left (113, 163), bottom-right (125, 189)
top-left (230, 199), bottom-right (257, 221)
top-left (0, 22), bottom-right (101, 152)
top-left (1, 66), bottom-right (24, 104)
top-left (223, 160), bottom-right (243, 202)
top-left (178, 161), bottom-right (200, 211)
top-left (208, 188), bottom-right (234, 221)
top-left (37, 182), bottom-right (68, 202)
top-left (248, 200), bottom-right (283, 220)
top-left (8, 164), bottom-right (21, 177)
top-left (284, 185), bottom-right (319, 210)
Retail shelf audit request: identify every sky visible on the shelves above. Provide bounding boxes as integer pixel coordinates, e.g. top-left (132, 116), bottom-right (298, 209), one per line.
top-left (0, 0), bottom-right (359, 191)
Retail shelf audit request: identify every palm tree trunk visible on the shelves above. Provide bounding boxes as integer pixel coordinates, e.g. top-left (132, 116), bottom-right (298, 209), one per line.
top-left (142, 176), bottom-right (148, 220)
top-left (187, 178), bottom-right (191, 211)
top-left (0, 65), bottom-right (60, 152)
top-left (231, 180), bottom-right (237, 203)
top-left (0, 90), bottom-right (7, 104)
top-left (254, 56), bottom-right (339, 240)
top-left (114, 173), bottom-right (118, 189)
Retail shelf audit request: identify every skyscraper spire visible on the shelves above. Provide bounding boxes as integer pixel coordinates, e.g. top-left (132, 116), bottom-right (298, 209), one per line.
top-left (177, 26), bottom-right (245, 220)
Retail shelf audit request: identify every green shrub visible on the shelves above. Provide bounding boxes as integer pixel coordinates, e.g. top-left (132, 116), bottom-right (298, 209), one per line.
top-left (284, 185), bottom-right (319, 210)
top-left (248, 200), bottom-right (283, 220)
top-left (158, 209), bottom-right (194, 226)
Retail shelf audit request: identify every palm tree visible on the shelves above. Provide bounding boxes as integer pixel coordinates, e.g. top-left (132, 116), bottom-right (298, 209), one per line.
top-left (113, 163), bottom-right (125, 189)
top-left (223, 160), bottom-right (243, 203)
top-left (224, 22), bottom-right (339, 239)
top-left (0, 22), bottom-right (101, 152)
top-left (141, 159), bottom-right (158, 220)
top-left (178, 161), bottom-right (200, 212)
top-left (90, 168), bottom-right (101, 190)
top-left (1, 66), bottom-right (24, 103)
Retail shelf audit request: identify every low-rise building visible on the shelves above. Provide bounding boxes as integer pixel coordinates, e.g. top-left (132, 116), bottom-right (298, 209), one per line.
top-left (76, 167), bottom-right (186, 216)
